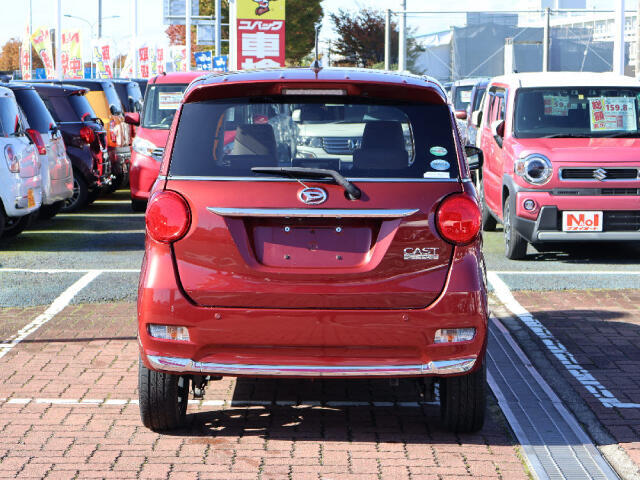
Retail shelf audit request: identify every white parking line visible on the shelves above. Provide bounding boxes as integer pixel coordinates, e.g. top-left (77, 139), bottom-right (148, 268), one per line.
top-left (488, 271), bottom-right (640, 409)
top-left (0, 271), bottom-right (102, 360)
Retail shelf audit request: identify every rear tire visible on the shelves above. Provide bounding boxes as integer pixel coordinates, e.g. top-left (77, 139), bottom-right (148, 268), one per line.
top-left (2, 213), bottom-right (34, 238)
top-left (39, 201), bottom-right (64, 219)
top-left (138, 357), bottom-right (190, 431)
top-left (61, 173), bottom-right (89, 213)
top-left (503, 195), bottom-right (527, 260)
top-left (131, 198), bottom-right (147, 212)
top-left (440, 361), bottom-right (486, 433)
top-left (87, 189), bottom-right (101, 204)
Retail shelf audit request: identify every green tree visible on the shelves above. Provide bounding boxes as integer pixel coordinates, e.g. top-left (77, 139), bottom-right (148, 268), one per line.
top-left (330, 9), bottom-right (424, 73)
top-left (284, 0), bottom-right (323, 65)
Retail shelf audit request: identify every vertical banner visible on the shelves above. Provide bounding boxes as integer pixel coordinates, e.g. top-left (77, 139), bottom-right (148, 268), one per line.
top-left (61, 30), bottom-right (83, 79)
top-left (21, 25), bottom-right (31, 80)
top-left (138, 45), bottom-right (150, 78)
top-left (234, 0), bottom-right (285, 70)
top-left (120, 48), bottom-right (135, 78)
top-left (156, 46), bottom-right (166, 75)
top-left (94, 40), bottom-right (114, 78)
top-left (31, 27), bottom-right (55, 79)
top-left (169, 46), bottom-right (187, 73)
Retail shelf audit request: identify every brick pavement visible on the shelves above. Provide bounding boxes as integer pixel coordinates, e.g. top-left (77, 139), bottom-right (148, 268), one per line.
top-left (0, 302), bottom-right (530, 479)
top-left (511, 289), bottom-right (640, 471)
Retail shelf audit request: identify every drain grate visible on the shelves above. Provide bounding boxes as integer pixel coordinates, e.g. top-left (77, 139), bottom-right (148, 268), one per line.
top-left (487, 316), bottom-right (620, 480)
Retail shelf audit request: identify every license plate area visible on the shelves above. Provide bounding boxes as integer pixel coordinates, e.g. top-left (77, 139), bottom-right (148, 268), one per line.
top-left (252, 221), bottom-right (373, 268)
top-left (562, 211), bottom-right (603, 232)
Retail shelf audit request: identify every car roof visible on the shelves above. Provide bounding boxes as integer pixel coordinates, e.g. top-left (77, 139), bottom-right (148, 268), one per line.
top-left (149, 72), bottom-right (203, 85)
top-left (453, 77), bottom-right (490, 87)
top-left (0, 81), bottom-right (34, 91)
top-left (0, 85), bottom-right (13, 97)
top-left (184, 67), bottom-right (446, 103)
top-left (491, 72), bottom-right (640, 89)
top-left (25, 82), bottom-right (88, 96)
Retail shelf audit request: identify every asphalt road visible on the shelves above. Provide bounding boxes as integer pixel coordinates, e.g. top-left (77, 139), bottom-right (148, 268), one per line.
top-left (0, 188), bottom-right (639, 307)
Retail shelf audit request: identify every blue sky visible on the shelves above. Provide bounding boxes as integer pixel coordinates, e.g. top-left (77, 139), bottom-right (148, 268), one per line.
top-left (0, 0), bottom-right (620, 59)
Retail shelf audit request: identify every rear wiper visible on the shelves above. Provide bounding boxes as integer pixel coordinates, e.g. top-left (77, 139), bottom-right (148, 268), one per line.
top-left (540, 133), bottom-right (591, 138)
top-left (251, 166), bottom-right (362, 200)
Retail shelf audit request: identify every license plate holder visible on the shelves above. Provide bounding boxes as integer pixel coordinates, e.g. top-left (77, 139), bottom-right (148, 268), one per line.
top-left (562, 211), bottom-right (603, 232)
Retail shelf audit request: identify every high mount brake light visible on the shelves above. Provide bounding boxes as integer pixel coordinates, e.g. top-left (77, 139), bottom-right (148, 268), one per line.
top-left (26, 129), bottom-right (47, 155)
top-left (436, 193), bottom-right (481, 245)
top-left (79, 126), bottom-right (95, 145)
top-left (146, 191), bottom-right (191, 243)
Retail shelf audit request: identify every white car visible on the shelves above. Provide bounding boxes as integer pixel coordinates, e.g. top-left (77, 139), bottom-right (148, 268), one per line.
top-left (0, 86), bottom-right (42, 237)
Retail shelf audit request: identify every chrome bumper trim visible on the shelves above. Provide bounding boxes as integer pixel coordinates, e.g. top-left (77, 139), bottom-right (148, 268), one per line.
top-left (208, 207), bottom-right (419, 218)
top-left (146, 355), bottom-right (477, 377)
top-left (537, 231), bottom-right (640, 241)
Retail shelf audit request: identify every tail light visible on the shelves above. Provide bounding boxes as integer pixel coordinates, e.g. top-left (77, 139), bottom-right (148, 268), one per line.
top-left (436, 193), bottom-right (481, 245)
top-left (109, 119), bottom-right (117, 144)
top-left (79, 126), bottom-right (95, 145)
top-left (26, 129), bottom-right (47, 155)
top-left (146, 191), bottom-right (191, 243)
top-left (4, 145), bottom-right (19, 173)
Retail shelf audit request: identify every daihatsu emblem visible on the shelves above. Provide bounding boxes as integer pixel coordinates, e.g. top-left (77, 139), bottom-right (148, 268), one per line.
top-left (298, 187), bottom-right (327, 205)
top-left (593, 168), bottom-right (607, 181)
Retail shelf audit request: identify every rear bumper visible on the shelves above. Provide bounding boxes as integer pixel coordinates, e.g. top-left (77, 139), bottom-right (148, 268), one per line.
top-left (147, 355), bottom-right (477, 377)
top-left (129, 151), bottom-right (160, 200)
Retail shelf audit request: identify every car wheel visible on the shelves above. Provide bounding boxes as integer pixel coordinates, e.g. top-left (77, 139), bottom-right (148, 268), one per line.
top-left (2, 213), bottom-right (34, 238)
top-left (39, 201), bottom-right (65, 219)
top-left (478, 180), bottom-right (496, 232)
top-left (131, 198), bottom-right (147, 212)
top-left (138, 357), bottom-right (190, 431)
top-left (503, 195), bottom-right (527, 260)
top-left (440, 361), bottom-right (486, 433)
top-left (87, 189), bottom-right (101, 204)
top-left (61, 174), bottom-right (89, 213)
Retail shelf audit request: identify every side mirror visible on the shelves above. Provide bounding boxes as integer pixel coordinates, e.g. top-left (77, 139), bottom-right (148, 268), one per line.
top-left (291, 109), bottom-right (301, 122)
top-left (491, 119), bottom-right (505, 148)
top-left (464, 145), bottom-right (484, 170)
top-left (124, 112), bottom-right (140, 126)
top-left (471, 110), bottom-right (482, 128)
top-left (454, 110), bottom-right (467, 120)
top-left (109, 105), bottom-right (121, 116)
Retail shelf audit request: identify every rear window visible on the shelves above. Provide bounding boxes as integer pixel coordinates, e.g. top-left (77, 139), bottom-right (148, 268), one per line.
top-left (42, 93), bottom-right (95, 123)
top-left (472, 87), bottom-right (486, 112)
top-left (142, 84), bottom-right (189, 129)
top-left (13, 88), bottom-right (56, 133)
top-left (453, 86), bottom-right (473, 110)
top-left (169, 97), bottom-right (459, 180)
top-left (0, 96), bottom-right (23, 137)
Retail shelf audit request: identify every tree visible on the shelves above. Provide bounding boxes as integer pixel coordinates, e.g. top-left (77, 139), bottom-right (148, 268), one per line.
top-left (330, 9), bottom-right (424, 73)
top-left (284, 0), bottom-right (323, 65)
top-left (0, 37), bottom-right (44, 73)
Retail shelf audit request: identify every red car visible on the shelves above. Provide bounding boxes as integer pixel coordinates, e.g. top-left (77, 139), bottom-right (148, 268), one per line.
top-left (125, 72), bottom-right (203, 211)
top-left (476, 72), bottom-right (640, 259)
top-left (137, 67), bottom-right (488, 433)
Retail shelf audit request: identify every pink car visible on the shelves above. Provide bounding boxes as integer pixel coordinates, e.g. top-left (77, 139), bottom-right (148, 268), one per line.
top-left (476, 72), bottom-right (640, 259)
top-left (126, 72), bottom-right (202, 212)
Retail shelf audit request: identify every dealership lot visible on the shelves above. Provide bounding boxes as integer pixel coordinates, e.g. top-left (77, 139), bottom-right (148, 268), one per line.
top-left (1, 190), bottom-right (640, 479)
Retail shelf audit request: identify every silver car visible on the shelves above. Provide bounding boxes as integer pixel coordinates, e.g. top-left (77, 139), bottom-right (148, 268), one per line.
top-left (0, 86), bottom-right (42, 237)
top-left (8, 83), bottom-right (73, 218)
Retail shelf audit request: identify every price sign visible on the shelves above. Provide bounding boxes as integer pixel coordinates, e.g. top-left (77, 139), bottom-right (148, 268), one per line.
top-left (589, 96), bottom-right (637, 131)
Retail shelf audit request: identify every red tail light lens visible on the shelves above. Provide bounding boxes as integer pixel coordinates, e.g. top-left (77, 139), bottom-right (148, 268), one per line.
top-left (4, 145), bottom-right (19, 173)
top-left (146, 191), bottom-right (191, 243)
top-left (26, 129), bottom-right (47, 155)
top-left (436, 193), bottom-right (481, 245)
top-left (79, 126), bottom-right (95, 145)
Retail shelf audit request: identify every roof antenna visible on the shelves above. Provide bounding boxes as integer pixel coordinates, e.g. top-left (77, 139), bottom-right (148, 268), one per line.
top-left (311, 23), bottom-right (322, 74)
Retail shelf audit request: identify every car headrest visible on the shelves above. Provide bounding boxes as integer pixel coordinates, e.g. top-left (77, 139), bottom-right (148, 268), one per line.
top-left (360, 121), bottom-right (405, 150)
top-left (231, 124), bottom-right (277, 157)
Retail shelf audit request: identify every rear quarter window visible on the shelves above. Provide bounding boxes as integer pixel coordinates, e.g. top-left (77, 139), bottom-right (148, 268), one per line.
top-left (168, 97), bottom-right (460, 180)
top-left (14, 89), bottom-right (56, 133)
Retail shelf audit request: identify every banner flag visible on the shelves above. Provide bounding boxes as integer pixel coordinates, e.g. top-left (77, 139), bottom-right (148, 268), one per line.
top-left (20, 25), bottom-right (31, 80)
top-left (234, 0), bottom-right (286, 70)
top-left (93, 39), bottom-right (113, 78)
top-left (169, 45), bottom-right (187, 73)
top-left (61, 30), bottom-right (83, 79)
top-left (121, 48), bottom-right (135, 78)
top-left (31, 26), bottom-right (55, 79)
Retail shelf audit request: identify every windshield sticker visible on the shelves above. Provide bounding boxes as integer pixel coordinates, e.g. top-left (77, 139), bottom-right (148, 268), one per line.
top-left (423, 171), bottom-right (450, 179)
top-left (589, 97), bottom-right (637, 132)
top-left (543, 95), bottom-right (569, 116)
top-left (158, 92), bottom-right (184, 110)
top-left (429, 146), bottom-right (447, 156)
top-left (430, 159), bottom-right (450, 171)
top-left (460, 90), bottom-right (472, 103)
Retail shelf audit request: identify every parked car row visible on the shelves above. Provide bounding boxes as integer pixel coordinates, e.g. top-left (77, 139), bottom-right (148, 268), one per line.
top-left (0, 77), bottom-right (145, 239)
top-left (452, 72), bottom-right (640, 259)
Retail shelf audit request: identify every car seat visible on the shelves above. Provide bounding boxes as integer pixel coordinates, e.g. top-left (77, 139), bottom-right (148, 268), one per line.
top-left (353, 121), bottom-right (408, 170)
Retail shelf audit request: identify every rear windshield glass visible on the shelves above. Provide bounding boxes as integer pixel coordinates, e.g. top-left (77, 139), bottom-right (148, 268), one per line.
top-left (472, 87), bottom-right (486, 112)
top-left (169, 97), bottom-right (459, 179)
top-left (103, 82), bottom-right (124, 114)
top-left (41, 93), bottom-right (95, 123)
top-left (514, 86), bottom-right (640, 138)
top-left (453, 86), bottom-right (474, 110)
top-left (0, 96), bottom-right (23, 137)
top-left (142, 84), bottom-right (189, 129)
top-left (14, 88), bottom-right (56, 133)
